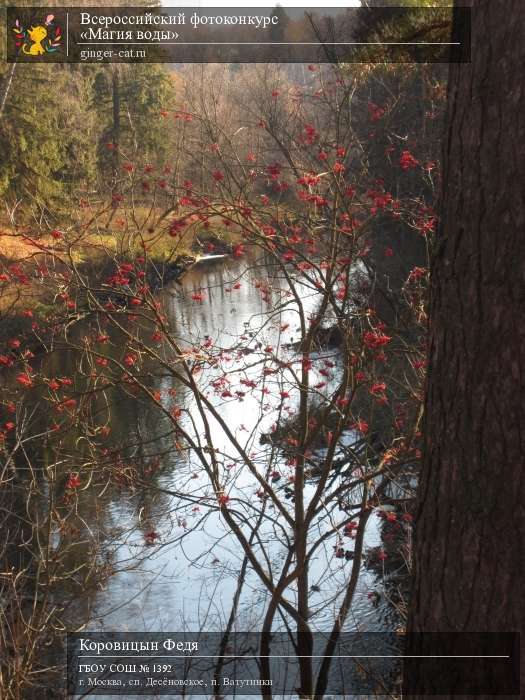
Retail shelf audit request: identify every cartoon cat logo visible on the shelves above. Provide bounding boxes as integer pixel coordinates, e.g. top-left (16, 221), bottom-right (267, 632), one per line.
top-left (13, 15), bottom-right (62, 57)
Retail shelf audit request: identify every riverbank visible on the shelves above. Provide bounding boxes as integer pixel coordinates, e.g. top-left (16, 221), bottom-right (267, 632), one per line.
top-left (0, 224), bottom-right (238, 353)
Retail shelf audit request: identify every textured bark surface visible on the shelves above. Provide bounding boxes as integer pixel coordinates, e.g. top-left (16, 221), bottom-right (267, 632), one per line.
top-left (404, 1), bottom-right (525, 697)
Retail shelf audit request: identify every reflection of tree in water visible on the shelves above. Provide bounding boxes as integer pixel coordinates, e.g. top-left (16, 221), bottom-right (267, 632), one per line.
top-left (365, 476), bottom-right (417, 630)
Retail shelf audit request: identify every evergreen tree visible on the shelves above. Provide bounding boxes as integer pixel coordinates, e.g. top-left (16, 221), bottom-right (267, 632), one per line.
top-left (0, 65), bottom-right (97, 209)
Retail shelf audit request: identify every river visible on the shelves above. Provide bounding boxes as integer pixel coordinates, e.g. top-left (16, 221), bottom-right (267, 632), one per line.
top-left (22, 254), bottom-right (401, 696)
top-left (54, 255), bottom-right (394, 634)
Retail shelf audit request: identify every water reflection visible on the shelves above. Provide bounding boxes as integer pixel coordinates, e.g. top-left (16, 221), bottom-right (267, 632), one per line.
top-left (39, 255), bottom-right (386, 640)
top-left (0, 254), bottom-right (390, 655)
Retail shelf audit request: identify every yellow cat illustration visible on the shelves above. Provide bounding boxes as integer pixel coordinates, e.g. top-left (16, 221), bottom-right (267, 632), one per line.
top-left (23, 25), bottom-right (47, 56)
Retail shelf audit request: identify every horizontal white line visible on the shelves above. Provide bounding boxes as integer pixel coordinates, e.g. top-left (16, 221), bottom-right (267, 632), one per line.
top-left (76, 41), bottom-right (461, 46)
top-left (77, 655), bottom-right (510, 659)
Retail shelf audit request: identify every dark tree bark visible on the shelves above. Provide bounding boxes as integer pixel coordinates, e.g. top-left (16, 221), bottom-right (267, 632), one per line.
top-left (404, 1), bottom-right (525, 697)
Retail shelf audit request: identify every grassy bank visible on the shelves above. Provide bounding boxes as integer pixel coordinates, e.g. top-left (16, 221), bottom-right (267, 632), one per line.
top-left (0, 207), bottom-right (241, 352)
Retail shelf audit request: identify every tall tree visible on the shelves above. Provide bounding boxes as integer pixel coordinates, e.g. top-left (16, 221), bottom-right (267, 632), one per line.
top-left (0, 64), bottom-right (97, 208)
top-left (405, 1), bottom-right (524, 696)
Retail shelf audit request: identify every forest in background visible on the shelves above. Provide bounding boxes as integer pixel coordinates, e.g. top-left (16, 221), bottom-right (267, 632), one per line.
top-left (4, 3), bottom-right (520, 700)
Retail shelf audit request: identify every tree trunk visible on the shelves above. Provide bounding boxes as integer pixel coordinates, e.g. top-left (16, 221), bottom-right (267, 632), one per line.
top-left (112, 67), bottom-right (121, 175)
top-left (106, 66), bottom-right (121, 229)
top-left (404, 1), bottom-right (525, 697)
